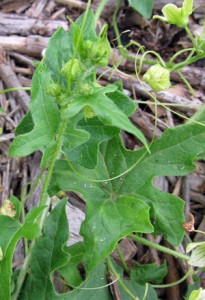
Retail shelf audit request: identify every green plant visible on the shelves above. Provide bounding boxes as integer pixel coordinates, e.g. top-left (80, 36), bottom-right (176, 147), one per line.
top-left (1, 0), bottom-right (205, 299)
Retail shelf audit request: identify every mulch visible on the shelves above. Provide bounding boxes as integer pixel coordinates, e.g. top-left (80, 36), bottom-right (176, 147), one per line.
top-left (0, 0), bottom-right (205, 299)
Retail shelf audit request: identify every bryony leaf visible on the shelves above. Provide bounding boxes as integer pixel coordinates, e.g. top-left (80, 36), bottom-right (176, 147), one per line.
top-left (57, 242), bottom-right (85, 287)
top-left (63, 83), bottom-right (137, 169)
top-left (61, 84), bottom-right (149, 152)
top-left (112, 259), bottom-right (158, 300)
top-left (49, 120), bottom-right (205, 272)
top-left (58, 263), bottom-right (112, 300)
top-left (130, 262), bottom-right (168, 285)
top-left (9, 64), bottom-right (60, 158)
top-left (45, 10), bottom-right (96, 83)
top-left (63, 117), bottom-right (119, 169)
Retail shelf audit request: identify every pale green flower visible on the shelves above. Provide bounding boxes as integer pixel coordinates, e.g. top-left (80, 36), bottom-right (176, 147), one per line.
top-left (143, 64), bottom-right (171, 92)
top-left (153, 0), bottom-right (193, 28)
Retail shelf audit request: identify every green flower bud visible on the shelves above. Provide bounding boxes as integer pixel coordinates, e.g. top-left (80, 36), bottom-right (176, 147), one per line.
top-left (78, 83), bottom-right (93, 96)
top-left (0, 247), bottom-right (3, 261)
top-left (143, 64), bottom-right (171, 92)
top-left (61, 58), bottom-right (82, 82)
top-left (81, 24), bottom-right (110, 67)
top-left (83, 105), bottom-right (96, 119)
top-left (47, 83), bottom-right (62, 97)
top-left (153, 0), bottom-right (193, 28)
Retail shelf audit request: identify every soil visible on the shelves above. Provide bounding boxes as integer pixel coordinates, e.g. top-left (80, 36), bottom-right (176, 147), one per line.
top-left (0, 0), bottom-right (205, 299)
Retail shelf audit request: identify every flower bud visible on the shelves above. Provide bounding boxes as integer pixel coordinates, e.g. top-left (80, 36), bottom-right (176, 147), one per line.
top-left (0, 200), bottom-right (16, 218)
top-left (47, 83), bottom-right (62, 97)
top-left (153, 0), bottom-right (193, 28)
top-left (143, 64), bottom-right (171, 92)
top-left (61, 58), bottom-right (82, 83)
top-left (78, 83), bottom-right (93, 96)
top-left (83, 106), bottom-right (96, 119)
top-left (80, 24), bottom-right (110, 67)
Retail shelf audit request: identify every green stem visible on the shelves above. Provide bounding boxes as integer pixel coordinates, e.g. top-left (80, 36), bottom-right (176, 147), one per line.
top-left (185, 26), bottom-right (198, 50)
top-left (152, 267), bottom-right (194, 288)
top-left (13, 119), bottom-right (67, 299)
top-left (176, 69), bottom-right (194, 94)
top-left (106, 256), bottom-right (139, 300)
top-left (138, 50), bottom-right (165, 76)
top-left (0, 87), bottom-right (30, 95)
top-left (167, 48), bottom-right (194, 66)
top-left (94, 0), bottom-right (109, 25)
top-left (116, 244), bottom-right (130, 275)
top-left (171, 52), bottom-right (205, 71)
top-left (11, 198), bottom-right (50, 300)
top-left (40, 119), bottom-right (67, 206)
top-left (129, 234), bottom-right (190, 261)
top-left (20, 185), bottom-right (28, 255)
top-left (112, 0), bottom-right (123, 50)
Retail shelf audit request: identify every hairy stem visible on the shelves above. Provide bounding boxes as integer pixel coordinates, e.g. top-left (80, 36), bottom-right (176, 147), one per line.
top-left (171, 52), bottom-right (205, 71)
top-left (12, 119), bottom-right (67, 299)
top-left (116, 244), bottom-right (130, 275)
top-left (40, 119), bottom-right (67, 205)
top-left (0, 87), bottom-right (30, 95)
top-left (94, 0), bottom-right (109, 25)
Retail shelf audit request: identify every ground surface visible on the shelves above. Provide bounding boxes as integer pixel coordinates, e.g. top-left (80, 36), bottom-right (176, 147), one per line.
top-left (0, 0), bottom-right (205, 299)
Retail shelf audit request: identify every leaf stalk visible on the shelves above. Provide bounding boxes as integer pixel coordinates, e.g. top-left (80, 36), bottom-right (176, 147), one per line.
top-left (129, 234), bottom-right (190, 261)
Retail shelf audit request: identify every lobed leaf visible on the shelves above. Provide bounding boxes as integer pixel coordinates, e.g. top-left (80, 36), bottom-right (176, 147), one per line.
top-left (9, 64), bottom-right (60, 158)
top-left (49, 121), bottom-right (205, 272)
top-left (61, 84), bottom-right (148, 152)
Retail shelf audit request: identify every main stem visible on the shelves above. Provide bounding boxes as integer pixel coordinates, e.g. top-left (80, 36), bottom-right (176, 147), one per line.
top-left (40, 119), bottom-right (67, 206)
top-left (12, 119), bottom-right (67, 300)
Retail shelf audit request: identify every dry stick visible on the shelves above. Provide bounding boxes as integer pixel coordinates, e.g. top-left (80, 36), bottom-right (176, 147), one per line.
top-left (0, 35), bottom-right (49, 57)
top-left (26, 0), bottom-right (49, 18)
top-left (146, 234), bottom-right (161, 265)
top-left (55, 0), bottom-right (93, 10)
top-left (0, 13), bottom-right (68, 35)
top-left (0, 47), bottom-right (29, 112)
top-left (163, 250), bottom-right (181, 300)
top-left (154, 0), bottom-right (205, 12)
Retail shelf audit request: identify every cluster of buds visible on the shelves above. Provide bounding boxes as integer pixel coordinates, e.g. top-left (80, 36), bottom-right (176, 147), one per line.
top-left (0, 200), bottom-right (16, 218)
top-left (80, 24), bottom-right (110, 67)
top-left (61, 58), bottom-right (82, 83)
